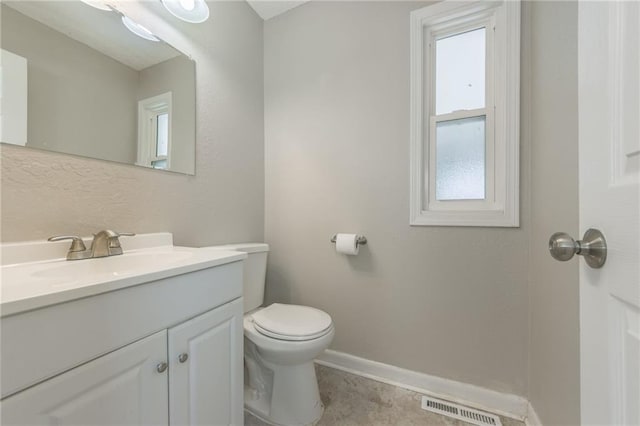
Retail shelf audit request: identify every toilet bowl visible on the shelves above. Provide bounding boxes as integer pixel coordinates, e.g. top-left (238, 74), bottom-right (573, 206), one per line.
top-left (203, 244), bottom-right (334, 426)
top-left (244, 304), bottom-right (334, 425)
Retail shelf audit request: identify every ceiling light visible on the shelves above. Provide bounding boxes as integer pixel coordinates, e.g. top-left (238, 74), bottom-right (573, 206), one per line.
top-left (121, 16), bottom-right (160, 42)
top-left (80, 0), bottom-right (111, 11)
top-left (161, 0), bottom-right (209, 23)
top-left (179, 0), bottom-right (195, 11)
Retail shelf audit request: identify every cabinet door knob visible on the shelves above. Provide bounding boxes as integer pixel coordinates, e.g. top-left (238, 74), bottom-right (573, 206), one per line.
top-left (156, 362), bottom-right (168, 373)
top-left (178, 353), bottom-right (189, 363)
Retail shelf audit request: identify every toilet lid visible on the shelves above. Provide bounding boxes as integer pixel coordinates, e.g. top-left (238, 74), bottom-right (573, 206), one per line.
top-left (252, 303), bottom-right (333, 341)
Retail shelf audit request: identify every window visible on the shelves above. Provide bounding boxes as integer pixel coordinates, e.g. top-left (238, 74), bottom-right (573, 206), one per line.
top-left (137, 92), bottom-right (172, 170)
top-left (410, 0), bottom-right (520, 227)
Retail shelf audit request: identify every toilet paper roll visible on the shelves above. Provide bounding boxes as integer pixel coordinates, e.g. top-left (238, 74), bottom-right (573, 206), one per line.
top-left (335, 233), bottom-right (360, 255)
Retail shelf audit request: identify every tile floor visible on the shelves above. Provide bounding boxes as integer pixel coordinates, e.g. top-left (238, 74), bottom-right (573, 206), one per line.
top-left (245, 364), bottom-right (525, 426)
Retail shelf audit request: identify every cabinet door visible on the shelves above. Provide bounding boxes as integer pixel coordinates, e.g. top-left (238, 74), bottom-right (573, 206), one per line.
top-left (1, 330), bottom-right (169, 426)
top-left (168, 298), bottom-right (243, 426)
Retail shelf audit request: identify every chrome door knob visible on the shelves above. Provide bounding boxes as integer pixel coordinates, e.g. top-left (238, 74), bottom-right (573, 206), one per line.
top-left (156, 362), bottom-right (168, 373)
top-left (178, 353), bottom-right (189, 363)
top-left (549, 228), bottom-right (607, 269)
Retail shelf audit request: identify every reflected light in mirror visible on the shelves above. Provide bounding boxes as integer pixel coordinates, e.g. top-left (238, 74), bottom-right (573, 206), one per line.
top-left (161, 0), bottom-right (209, 23)
top-left (80, 0), bottom-right (111, 11)
top-left (121, 16), bottom-right (160, 42)
top-left (179, 0), bottom-right (195, 11)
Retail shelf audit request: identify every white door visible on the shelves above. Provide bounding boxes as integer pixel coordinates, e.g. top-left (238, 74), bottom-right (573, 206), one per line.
top-left (168, 299), bottom-right (243, 426)
top-left (0, 49), bottom-right (28, 146)
top-left (1, 330), bottom-right (169, 426)
top-left (578, 1), bottom-right (640, 425)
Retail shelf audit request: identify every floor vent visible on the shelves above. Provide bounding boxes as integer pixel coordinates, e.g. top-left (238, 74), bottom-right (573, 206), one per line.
top-left (420, 396), bottom-right (502, 426)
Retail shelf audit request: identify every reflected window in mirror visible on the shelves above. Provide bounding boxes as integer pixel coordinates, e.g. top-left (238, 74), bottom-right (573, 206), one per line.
top-left (137, 92), bottom-right (172, 170)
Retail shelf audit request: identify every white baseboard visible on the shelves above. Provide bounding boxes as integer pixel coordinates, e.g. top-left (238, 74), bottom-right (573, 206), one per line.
top-left (315, 349), bottom-right (529, 421)
top-left (525, 402), bottom-right (543, 426)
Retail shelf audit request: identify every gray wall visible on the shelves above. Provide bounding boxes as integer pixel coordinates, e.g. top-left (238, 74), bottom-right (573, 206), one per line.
top-left (138, 55), bottom-right (196, 174)
top-left (264, 1), bottom-right (530, 396)
top-left (0, 0), bottom-right (264, 245)
top-left (1, 5), bottom-right (138, 164)
top-left (527, 1), bottom-right (580, 424)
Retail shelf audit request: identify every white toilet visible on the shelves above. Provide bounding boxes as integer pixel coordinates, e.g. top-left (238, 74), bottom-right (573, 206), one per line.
top-left (209, 243), bottom-right (335, 426)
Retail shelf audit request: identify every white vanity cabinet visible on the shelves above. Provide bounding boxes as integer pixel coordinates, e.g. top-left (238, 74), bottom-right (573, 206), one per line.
top-left (1, 330), bottom-right (170, 425)
top-left (2, 299), bottom-right (243, 426)
top-left (168, 300), bottom-right (243, 426)
top-left (0, 244), bottom-right (246, 426)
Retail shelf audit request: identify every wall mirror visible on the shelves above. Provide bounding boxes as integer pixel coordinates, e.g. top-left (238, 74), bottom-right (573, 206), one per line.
top-left (0, 1), bottom-right (196, 175)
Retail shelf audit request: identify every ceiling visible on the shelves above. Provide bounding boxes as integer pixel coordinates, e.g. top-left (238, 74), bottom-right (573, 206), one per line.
top-left (6, 0), bottom-right (310, 68)
top-left (4, 1), bottom-right (181, 71)
top-left (246, 1), bottom-right (310, 20)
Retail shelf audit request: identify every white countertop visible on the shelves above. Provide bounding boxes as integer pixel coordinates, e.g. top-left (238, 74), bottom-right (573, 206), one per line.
top-left (0, 233), bottom-right (247, 317)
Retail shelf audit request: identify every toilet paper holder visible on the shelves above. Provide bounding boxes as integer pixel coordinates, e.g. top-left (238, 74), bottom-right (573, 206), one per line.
top-left (330, 234), bottom-right (367, 246)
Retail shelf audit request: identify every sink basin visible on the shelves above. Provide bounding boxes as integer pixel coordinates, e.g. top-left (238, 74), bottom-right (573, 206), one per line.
top-left (0, 233), bottom-right (247, 317)
top-left (31, 250), bottom-right (194, 281)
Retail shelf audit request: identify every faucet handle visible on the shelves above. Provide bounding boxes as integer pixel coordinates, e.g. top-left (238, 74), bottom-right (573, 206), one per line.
top-left (106, 232), bottom-right (135, 249)
top-left (48, 235), bottom-right (87, 252)
top-left (92, 230), bottom-right (135, 241)
top-left (94, 230), bottom-right (135, 238)
top-left (48, 236), bottom-right (89, 260)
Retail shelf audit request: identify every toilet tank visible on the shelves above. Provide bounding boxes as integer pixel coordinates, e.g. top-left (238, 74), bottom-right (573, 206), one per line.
top-left (203, 243), bottom-right (269, 313)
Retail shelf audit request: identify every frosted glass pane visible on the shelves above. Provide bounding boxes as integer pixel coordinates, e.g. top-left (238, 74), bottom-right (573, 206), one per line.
top-left (156, 113), bottom-right (169, 157)
top-left (436, 28), bottom-right (486, 115)
top-left (435, 116), bottom-right (485, 200)
top-left (151, 159), bottom-right (167, 169)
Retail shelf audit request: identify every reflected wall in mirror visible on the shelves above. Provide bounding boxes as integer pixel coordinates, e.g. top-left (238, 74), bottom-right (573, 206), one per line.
top-left (0, 1), bottom-right (196, 175)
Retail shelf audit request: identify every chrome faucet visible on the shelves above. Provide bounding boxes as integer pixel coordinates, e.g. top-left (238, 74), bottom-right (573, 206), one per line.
top-left (48, 230), bottom-right (135, 260)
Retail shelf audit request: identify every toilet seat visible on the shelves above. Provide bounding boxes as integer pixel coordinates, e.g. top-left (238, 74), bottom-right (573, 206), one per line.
top-left (251, 303), bottom-right (333, 341)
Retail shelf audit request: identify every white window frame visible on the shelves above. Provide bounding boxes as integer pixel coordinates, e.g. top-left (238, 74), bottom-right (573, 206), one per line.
top-left (410, 0), bottom-right (520, 227)
top-left (137, 92), bottom-right (172, 170)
